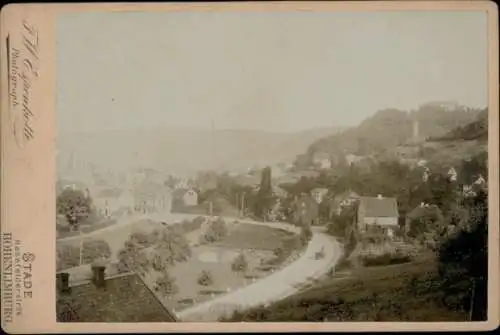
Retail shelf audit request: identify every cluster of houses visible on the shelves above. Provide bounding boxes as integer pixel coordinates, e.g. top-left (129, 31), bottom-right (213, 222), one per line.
top-left (292, 188), bottom-right (401, 238)
top-left (290, 167), bottom-right (487, 242)
top-left (57, 175), bottom-right (201, 222)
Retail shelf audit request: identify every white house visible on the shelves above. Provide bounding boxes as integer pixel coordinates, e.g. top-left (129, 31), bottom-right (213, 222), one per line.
top-left (183, 188), bottom-right (198, 206)
top-left (357, 195), bottom-right (399, 238)
top-left (417, 159), bottom-right (428, 167)
top-left (319, 158), bottom-right (332, 169)
top-left (475, 174), bottom-right (486, 185)
top-left (311, 188), bottom-right (329, 204)
top-left (448, 167), bottom-right (458, 182)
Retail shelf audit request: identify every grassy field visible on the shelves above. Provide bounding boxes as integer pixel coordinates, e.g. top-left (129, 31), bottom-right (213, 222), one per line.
top-left (222, 254), bottom-right (470, 322)
top-left (212, 223), bottom-right (296, 250)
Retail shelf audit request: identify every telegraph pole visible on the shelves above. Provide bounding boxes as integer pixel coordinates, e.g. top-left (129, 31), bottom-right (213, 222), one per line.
top-left (210, 118), bottom-right (215, 220)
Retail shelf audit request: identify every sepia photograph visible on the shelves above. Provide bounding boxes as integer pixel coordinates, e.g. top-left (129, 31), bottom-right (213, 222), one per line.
top-left (48, 6), bottom-right (491, 325)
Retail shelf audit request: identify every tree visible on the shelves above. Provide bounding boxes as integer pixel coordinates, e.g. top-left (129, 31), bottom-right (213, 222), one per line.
top-left (273, 247), bottom-right (284, 259)
top-left (425, 173), bottom-right (458, 215)
top-left (130, 230), bottom-right (156, 248)
top-left (154, 272), bottom-right (178, 296)
top-left (253, 167), bottom-right (275, 219)
top-left (116, 240), bottom-right (150, 275)
top-left (327, 206), bottom-right (355, 238)
top-left (459, 152), bottom-right (488, 185)
top-left (406, 205), bottom-right (445, 246)
top-left (56, 188), bottom-right (93, 231)
top-left (299, 226), bottom-right (313, 245)
top-left (197, 270), bottom-right (214, 286)
top-left (231, 253), bottom-right (248, 275)
top-left (56, 244), bottom-right (80, 271)
top-left (200, 218), bottom-right (228, 244)
top-left (155, 226), bottom-right (192, 263)
top-left (438, 190), bottom-right (487, 320)
top-left (82, 239), bottom-right (111, 264)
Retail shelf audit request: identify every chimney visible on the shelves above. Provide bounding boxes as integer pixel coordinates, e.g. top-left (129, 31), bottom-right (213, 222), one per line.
top-left (91, 262), bottom-right (106, 288)
top-left (57, 272), bottom-right (70, 294)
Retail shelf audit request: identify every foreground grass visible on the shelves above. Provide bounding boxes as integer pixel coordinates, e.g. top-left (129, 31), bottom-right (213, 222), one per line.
top-left (221, 255), bottom-right (470, 322)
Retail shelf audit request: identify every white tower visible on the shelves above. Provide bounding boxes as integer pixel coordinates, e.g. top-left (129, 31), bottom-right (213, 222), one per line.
top-left (412, 119), bottom-right (420, 142)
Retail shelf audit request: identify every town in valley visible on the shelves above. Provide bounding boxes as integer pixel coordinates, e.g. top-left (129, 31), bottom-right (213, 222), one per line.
top-left (55, 11), bottom-right (489, 323)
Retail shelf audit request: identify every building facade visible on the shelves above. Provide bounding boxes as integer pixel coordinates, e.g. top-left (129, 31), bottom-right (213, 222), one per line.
top-left (357, 195), bottom-right (399, 238)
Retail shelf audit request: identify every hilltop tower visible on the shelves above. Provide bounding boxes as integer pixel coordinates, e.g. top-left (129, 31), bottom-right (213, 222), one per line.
top-left (412, 119), bottom-right (420, 142)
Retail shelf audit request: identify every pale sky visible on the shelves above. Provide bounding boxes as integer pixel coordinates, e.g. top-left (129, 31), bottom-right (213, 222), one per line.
top-left (58, 10), bottom-right (488, 134)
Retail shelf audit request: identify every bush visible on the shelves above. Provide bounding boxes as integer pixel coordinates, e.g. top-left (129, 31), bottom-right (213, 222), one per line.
top-left (273, 247), bottom-right (284, 258)
top-left (360, 252), bottom-right (412, 267)
top-left (154, 272), bottom-right (178, 296)
top-left (197, 270), bottom-right (214, 286)
top-left (200, 218), bottom-right (228, 244)
top-left (82, 239), bottom-right (112, 264)
top-left (300, 226), bottom-right (313, 245)
top-left (155, 226), bottom-right (192, 263)
top-left (116, 240), bottom-right (150, 274)
top-left (56, 244), bottom-right (80, 271)
top-left (130, 231), bottom-right (155, 248)
top-left (334, 257), bottom-right (352, 272)
top-left (231, 253), bottom-right (249, 274)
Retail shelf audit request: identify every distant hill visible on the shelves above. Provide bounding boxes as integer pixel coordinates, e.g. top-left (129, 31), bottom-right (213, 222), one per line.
top-left (428, 109), bottom-right (488, 142)
top-left (302, 102), bottom-right (485, 163)
top-left (57, 126), bottom-right (344, 180)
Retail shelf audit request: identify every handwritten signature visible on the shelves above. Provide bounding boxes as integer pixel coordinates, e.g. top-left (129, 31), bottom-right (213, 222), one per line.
top-left (7, 20), bottom-right (39, 149)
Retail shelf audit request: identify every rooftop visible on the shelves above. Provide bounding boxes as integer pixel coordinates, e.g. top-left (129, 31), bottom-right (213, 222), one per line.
top-left (56, 271), bottom-right (178, 322)
top-left (359, 196), bottom-right (399, 218)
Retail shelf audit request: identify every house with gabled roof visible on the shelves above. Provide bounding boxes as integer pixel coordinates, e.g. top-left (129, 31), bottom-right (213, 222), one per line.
top-left (56, 263), bottom-right (178, 322)
top-left (357, 195), bottom-right (399, 238)
top-left (172, 187), bottom-right (199, 207)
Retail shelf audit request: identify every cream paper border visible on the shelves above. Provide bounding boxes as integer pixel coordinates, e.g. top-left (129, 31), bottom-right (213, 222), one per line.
top-left (0, 1), bottom-right (498, 333)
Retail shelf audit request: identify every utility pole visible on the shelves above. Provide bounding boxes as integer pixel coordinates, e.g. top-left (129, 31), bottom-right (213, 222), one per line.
top-left (79, 228), bottom-right (84, 266)
top-left (211, 118), bottom-right (215, 171)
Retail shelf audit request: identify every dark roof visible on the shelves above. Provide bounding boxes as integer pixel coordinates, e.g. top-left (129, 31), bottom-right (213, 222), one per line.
top-left (359, 196), bottom-right (398, 218)
top-left (56, 272), bottom-right (178, 322)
